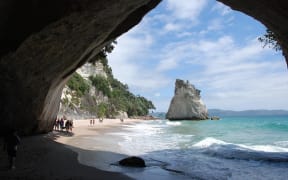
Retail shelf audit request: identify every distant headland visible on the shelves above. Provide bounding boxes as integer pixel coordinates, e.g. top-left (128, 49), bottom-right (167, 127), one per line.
top-left (151, 109), bottom-right (288, 119)
top-left (208, 109), bottom-right (288, 117)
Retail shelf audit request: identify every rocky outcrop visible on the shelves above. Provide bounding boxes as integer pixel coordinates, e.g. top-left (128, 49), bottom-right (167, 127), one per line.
top-left (166, 79), bottom-right (208, 120)
top-left (119, 156), bottom-right (146, 167)
top-left (59, 62), bottom-right (109, 120)
top-left (76, 62), bottom-right (107, 79)
top-left (0, 0), bottom-right (161, 135)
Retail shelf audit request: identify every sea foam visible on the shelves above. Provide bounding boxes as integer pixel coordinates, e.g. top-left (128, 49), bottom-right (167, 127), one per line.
top-left (166, 121), bottom-right (182, 126)
top-left (193, 137), bottom-right (288, 162)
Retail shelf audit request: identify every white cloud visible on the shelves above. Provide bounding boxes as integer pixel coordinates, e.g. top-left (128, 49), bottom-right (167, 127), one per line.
top-left (197, 39), bottom-right (269, 76)
top-left (107, 0), bottom-right (288, 111)
top-left (211, 2), bottom-right (232, 16)
top-left (166, 0), bottom-right (208, 21)
top-left (154, 93), bottom-right (161, 97)
top-left (207, 18), bottom-right (224, 31)
top-left (108, 29), bottom-right (170, 92)
top-left (163, 23), bottom-right (182, 32)
top-left (149, 33), bottom-right (288, 110)
top-left (156, 58), bottom-right (179, 72)
top-left (180, 37), bottom-right (288, 110)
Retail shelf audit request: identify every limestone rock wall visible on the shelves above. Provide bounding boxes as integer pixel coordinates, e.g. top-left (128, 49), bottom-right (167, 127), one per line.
top-left (76, 62), bottom-right (107, 80)
top-left (59, 62), bottom-right (109, 120)
top-left (166, 79), bottom-right (209, 120)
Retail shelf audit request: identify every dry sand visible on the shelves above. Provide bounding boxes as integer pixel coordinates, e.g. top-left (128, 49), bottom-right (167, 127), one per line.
top-left (56, 118), bottom-right (142, 144)
top-left (0, 118), bottom-right (142, 180)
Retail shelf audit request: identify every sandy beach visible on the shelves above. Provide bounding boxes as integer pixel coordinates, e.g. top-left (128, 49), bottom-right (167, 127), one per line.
top-left (0, 118), bottom-right (142, 180)
top-left (2, 117), bottom-right (288, 180)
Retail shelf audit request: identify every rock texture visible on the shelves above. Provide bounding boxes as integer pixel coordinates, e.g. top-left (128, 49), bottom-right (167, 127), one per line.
top-left (0, 0), bottom-right (287, 135)
top-left (76, 62), bottom-right (107, 79)
top-left (166, 79), bottom-right (208, 120)
top-left (59, 62), bottom-right (109, 119)
top-left (0, 0), bottom-right (161, 135)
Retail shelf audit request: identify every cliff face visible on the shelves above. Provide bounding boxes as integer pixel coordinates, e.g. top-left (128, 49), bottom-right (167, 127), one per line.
top-left (166, 79), bottom-right (208, 120)
top-left (59, 62), bottom-right (109, 119)
top-left (0, 0), bottom-right (161, 135)
top-left (59, 60), bottom-right (152, 120)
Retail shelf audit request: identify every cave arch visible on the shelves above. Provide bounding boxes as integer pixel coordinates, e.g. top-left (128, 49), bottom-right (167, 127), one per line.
top-left (0, 0), bottom-right (287, 135)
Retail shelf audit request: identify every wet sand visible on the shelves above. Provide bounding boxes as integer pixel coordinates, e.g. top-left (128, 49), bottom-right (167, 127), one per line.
top-left (56, 119), bottom-right (191, 180)
top-left (0, 118), bottom-right (140, 180)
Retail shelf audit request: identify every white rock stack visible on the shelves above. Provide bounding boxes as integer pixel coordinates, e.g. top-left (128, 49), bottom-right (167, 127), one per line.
top-left (166, 79), bottom-right (209, 120)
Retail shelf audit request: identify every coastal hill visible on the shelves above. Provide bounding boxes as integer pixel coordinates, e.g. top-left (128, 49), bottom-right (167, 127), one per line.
top-left (59, 46), bottom-right (155, 119)
top-left (166, 79), bottom-right (209, 120)
top-left (152, 109), bottom-right (288, 119)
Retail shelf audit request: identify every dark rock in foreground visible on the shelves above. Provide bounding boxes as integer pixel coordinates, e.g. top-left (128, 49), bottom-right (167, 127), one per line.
top-left (119, 156), bottom-right (146, 167)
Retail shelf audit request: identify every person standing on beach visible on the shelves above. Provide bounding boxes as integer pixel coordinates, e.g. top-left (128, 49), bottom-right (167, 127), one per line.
top-left (60, 118), bottom-right (64, 131)
top-left (69, 120), bottom-right (73, 132)
top-left (65, 120), bottom-right (70, 133)
top-left (3, 129), bottom-right (21, 170)
top-left (56, 118), bottom-right (60, 130)
top-left (54, 118), bottom-right (60, 130)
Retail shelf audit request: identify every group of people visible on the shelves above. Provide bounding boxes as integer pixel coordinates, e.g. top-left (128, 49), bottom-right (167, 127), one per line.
top-left (89, 118), bottom-right (104, 125)
top-left (89, 119), bottom-right (96, 126)
top-left (54, 117), bottom-right (73, 133)
top-left (89, 118), bottom-right (124, 125)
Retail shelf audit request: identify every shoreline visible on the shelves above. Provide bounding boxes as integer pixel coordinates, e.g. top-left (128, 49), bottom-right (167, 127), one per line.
top-left (54, 118), bottom-right (191, 180)
top-left (0, 118), bottom-right (143, 180)
top-left (56, 118), bottom-right (142, 145)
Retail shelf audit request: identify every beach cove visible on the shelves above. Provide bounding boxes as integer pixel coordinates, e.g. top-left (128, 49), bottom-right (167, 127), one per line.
top-left (0, 119), bottom-right (144, 180)
top-left (1, 116), bottom-right (288, 180)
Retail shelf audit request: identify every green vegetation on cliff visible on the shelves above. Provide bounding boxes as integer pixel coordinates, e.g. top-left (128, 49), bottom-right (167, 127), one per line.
top-left (89, 75), bottom-right (111, 97)
top-left (88, 70), bottom-right (155, 117)
top-left (107, 77), bottom-right (155, 116)
top-left (66, 72), bottom-right (90, 96)
top-left (65, 41), bottom-right (155, 118)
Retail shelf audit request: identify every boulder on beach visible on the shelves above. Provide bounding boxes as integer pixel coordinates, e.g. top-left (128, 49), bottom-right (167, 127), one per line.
top-left (166, 79), bottom-right (209, 120)
top-left (119, 156), bottom-right (146, 167)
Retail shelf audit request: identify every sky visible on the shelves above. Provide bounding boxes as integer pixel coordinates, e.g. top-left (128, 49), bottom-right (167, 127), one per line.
top-left (107, 0), bottom-right (288, 112)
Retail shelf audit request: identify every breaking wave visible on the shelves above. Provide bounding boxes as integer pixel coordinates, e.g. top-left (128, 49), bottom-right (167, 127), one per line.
top-left (193, 137), bottom-right (288, 162)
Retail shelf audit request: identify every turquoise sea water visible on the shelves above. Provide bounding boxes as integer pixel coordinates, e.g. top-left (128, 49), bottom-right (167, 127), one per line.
top-left (111, 116), bottom-right (288, 179)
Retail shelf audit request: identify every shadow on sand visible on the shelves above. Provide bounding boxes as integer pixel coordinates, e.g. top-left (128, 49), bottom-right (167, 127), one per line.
top-left (0, 134), bottom-right (133, 180)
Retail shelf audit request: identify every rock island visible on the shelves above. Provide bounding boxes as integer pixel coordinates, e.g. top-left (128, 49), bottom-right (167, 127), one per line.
top-left (166, 79), bottom-right (209, 120)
